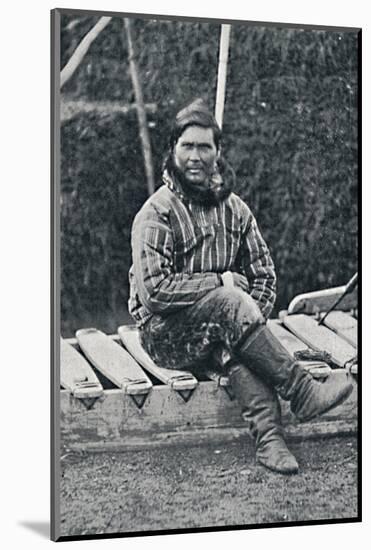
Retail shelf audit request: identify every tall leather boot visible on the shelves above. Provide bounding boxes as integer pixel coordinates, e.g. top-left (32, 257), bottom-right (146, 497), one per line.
top-left (236, 325), bottom-right (353, 422)
top-left (228, 362), bottom-right (299, 474)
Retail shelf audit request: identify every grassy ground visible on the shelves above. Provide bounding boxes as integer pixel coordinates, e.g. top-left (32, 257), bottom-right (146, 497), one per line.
top-left (60, 435), bottom-right (358, 537)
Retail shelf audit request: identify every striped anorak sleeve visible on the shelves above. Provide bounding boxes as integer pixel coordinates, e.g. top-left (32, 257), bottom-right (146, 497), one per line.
top-left (132, 203), bottom-right (221, 314)
top-left (241, 210), bottom-right (277, 319)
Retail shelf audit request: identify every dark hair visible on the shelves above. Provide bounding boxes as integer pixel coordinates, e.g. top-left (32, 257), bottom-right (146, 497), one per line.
top-left (169, 99), bottom-right (222, 150)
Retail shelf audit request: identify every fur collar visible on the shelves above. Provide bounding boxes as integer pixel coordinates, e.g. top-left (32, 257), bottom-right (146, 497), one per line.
top-left (162, 157), bottom-right (235, 206)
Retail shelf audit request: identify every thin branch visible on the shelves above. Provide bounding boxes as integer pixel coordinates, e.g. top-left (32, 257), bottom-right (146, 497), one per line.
top-left (60, 98), bottom-right (157, 124)
top-left (123, 18), bottom-right (155, 196)
top-left (215, 24), bottom-right (231, 129)
top-left (60, 16), bottom-right (112, 89)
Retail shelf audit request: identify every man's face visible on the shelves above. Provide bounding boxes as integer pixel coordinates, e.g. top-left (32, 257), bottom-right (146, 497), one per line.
top-left (173, 125), bottom-right (219, 186)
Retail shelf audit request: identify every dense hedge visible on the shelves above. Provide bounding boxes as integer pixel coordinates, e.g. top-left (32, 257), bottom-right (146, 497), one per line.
top-left (60, 14), bottom-right (358, 336)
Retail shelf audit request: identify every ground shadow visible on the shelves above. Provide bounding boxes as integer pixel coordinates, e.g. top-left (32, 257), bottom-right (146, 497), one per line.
top-left (19, 521), bottom-right (49, 539)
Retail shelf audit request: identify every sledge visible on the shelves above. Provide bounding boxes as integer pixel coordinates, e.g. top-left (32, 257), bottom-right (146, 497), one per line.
top-left (59, 285), bottom-right (358, 452)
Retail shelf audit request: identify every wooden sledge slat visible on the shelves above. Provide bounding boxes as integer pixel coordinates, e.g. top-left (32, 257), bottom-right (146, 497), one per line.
top-left (323, 311), bottom-right (357, 348)
top-left (267, 320), bottom-right (331, 379)
top-left (282, 314), bottom-right (356, 368)
top-left (287, 286), bottom-right (357, 315)
top-left (76, 328), bottom-right (152, 395)
top-left (268, 319), bottom-right (309, 356)
top-left (60, 338), bottom-right (103, 399)
top-left (118, 325), bottom-right (198, 391)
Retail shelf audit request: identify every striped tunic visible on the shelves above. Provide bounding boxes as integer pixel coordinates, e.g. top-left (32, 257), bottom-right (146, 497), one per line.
top-left (128, 173), bottom-right (276, 328)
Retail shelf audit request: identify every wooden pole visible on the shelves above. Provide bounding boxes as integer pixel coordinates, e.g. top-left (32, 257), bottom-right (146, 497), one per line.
top-left (124, 18), bottom-right (155, 196)
top-left (215, 24), bottom-right (231, 129)
top-left (60, 16), bottom-right (112, 89)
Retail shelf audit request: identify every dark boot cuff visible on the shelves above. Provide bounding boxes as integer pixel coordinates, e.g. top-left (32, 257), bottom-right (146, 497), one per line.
top-left (235, 322), bottom-right (267, 354)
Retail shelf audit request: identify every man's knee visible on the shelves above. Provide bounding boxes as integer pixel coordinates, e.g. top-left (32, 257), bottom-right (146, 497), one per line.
top-left (211, 285), bottom-right (247, 305)
top-left (207, 286), bottom-right (264, 324)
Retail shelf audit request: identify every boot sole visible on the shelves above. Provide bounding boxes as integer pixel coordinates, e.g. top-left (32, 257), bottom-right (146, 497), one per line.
top-left (297, 382), bottom-right (354, 423)
top-left (257, 457), bottom-right (299, 475)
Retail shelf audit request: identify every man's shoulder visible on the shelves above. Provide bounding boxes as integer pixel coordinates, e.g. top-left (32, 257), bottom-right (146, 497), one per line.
top-left (134, 185), bottom-right (177, 222)
top-left (228, 192), bottom-right (253, 218)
